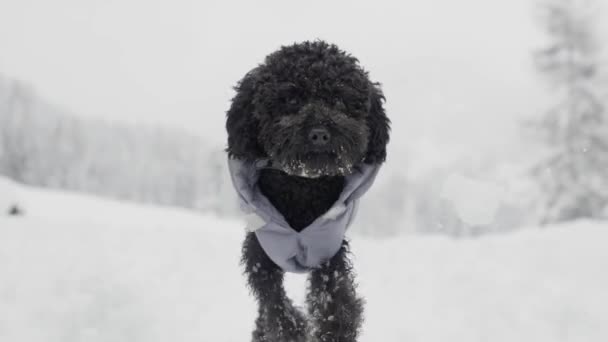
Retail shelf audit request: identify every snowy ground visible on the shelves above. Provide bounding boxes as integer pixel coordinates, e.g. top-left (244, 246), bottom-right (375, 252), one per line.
top-left (0, 182), bottom-right (607, 342)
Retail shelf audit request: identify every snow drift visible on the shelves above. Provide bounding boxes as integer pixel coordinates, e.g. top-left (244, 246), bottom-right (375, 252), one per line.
top-left (0, 184), bottom-right (606, 342)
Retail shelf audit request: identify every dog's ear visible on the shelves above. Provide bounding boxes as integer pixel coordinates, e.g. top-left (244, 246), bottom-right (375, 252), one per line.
top-left (226, 69), bottom-right (265, 160)
top-left (364, 83), bottom-right (390, 164)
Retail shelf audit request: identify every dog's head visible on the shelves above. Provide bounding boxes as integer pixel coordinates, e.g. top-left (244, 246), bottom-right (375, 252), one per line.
top-left (226, 40), bottom-right (390, 178)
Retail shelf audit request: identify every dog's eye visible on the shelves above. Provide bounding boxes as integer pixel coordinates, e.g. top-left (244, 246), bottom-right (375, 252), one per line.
top-left (348, 100), bottom-right (366, 111)
top-left (334, 99), bottom-right (346, 110)
top-left (283, 98), bottom-right (300, 110)
top-left (281, 98), bottom-right (300, 111)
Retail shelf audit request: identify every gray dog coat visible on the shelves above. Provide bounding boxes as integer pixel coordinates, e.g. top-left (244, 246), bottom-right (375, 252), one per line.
top-left (228, 157), bottom-right (381, 273)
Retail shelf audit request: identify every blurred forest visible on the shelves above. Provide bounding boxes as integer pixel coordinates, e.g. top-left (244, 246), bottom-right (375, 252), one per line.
top-left (0, 77), bottom-right (236, 215)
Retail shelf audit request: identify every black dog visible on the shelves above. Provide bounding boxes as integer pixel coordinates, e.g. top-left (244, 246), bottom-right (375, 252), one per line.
top-left (226, 41), bottom-right (390, 342)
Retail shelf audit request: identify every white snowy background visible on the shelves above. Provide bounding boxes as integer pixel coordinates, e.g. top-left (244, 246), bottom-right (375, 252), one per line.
top-left (1, 0), bottom-right (607, 341)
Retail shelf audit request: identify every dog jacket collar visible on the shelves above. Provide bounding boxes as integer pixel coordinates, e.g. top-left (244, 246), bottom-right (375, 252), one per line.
top-left (228, 157), bottom-right (381, 273)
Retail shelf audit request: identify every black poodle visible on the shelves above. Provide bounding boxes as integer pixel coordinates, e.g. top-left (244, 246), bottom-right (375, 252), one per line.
top-left (225, 40), bottom-right (390, 342)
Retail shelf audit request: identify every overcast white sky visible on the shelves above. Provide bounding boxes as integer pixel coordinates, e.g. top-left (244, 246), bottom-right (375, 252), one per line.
top-left (0, 0), bottom-right (605, 169)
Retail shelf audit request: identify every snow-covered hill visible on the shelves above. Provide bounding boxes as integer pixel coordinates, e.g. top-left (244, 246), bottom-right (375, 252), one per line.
top-left (0, 184), bottom-right (606, 342)
top-left (0, 176), bottom-right (21, 215)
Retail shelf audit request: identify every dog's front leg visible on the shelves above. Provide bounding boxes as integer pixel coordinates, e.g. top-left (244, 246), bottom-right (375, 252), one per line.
top-left (307, 241), bottom-right (364, 342)
top-left (242, 232), bottom-right (307, 342)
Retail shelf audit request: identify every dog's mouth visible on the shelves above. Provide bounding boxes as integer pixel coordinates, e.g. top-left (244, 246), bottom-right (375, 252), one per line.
top-left (272, 152), bottom-right (357, 178)
top-left (264, 134), bottom-right (366, 178)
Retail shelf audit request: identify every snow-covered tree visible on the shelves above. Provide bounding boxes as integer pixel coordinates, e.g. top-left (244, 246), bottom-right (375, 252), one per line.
top-left (532, 0), bottom-right (608, 224)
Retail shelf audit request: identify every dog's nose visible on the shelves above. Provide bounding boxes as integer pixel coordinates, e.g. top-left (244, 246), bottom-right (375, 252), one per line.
top-left (308, 127), bottom-right (331, 146)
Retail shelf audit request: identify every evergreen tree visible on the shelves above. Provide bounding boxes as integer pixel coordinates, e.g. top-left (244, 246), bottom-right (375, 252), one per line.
top-left (533, 0), bottom-right (608, 223)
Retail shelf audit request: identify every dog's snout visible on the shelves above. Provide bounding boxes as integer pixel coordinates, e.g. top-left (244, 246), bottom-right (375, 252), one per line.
top-left (308, 127), bottom-right (331, 146)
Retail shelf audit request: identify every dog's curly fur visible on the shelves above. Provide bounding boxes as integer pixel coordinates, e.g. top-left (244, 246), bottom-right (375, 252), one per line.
top-left (226, 40), bottom-right (390, 342)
